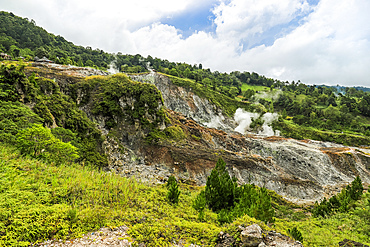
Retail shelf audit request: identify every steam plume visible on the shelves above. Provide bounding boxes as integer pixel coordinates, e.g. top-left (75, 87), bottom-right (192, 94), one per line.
top-left (234, 108), bottom-right (280, 136)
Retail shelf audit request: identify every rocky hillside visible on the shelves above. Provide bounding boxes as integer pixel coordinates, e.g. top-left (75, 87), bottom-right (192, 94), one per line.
top-left (129, 71), bottom-right (370, 204)
top-left (26, 63), bottom-right (370, 204)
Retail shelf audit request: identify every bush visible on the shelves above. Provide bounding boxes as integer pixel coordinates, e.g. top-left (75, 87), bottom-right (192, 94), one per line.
top-left (16, 124), bottom-right (79, 163)
top-left (205, 158), bottom-right (237, 212)
top-left (288, 226), bottom-right (303, 242)
top-left (198, 157), bottom-right (274, 224)
top-left (192, 190), bottom-right (206, 221)
top-left (312, 176), bottom-right (364, 217)
top-left (167, 175), bottom-right (180, 204)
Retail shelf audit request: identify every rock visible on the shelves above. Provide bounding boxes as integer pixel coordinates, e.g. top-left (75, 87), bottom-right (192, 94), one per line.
top-left (339, 239), bottom-right (369, 247)
top-left (263, 231), bottom-right (304, 247)
top-left (216, 231), bottom-right (236, 247)
top-left (240, 224), bottom-right (263, 247)
top-left (33, 225), bottom-right (132, 246)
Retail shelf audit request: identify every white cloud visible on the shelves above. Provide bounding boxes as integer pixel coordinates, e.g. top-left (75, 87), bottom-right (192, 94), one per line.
top-left (212, 0), bottom-right (311, 46)
top-left (235, 0), bottom-right (370, 86)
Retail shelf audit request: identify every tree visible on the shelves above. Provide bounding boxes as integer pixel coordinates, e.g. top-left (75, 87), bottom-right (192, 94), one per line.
top-left (85, 60), bottom-right (95, 67)
top-left (243, 89), bottom-right (255, 99)
top-left (348, 176), bottom-right (364, 201)
top-left (35, 46), bottom-right (48, 58)
top-left (166, 175), bottom-right (180, 204)
top-left (169, 68), bottom-right (179, 77)
top-left (204, 158), bottom-right (237, 211)
top-left (229, 86), bottom-right (239, 98)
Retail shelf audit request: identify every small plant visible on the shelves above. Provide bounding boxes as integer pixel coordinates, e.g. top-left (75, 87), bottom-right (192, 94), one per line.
top-left (205, 157), bottom-right (237, 212)
top-left (167, 175), bottom-right (180, 204)
top-left (288, 226), bottom-right (303, 242)
top-left (312, 176), bottom-right (364, 217)
top-left (198, 158), bottom-right (274, 224)
top-left (193, 190), bottom-right (206, 221)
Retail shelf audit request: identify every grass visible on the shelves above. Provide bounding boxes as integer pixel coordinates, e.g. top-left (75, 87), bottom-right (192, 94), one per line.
top-left (241, 83), bottom-right (270, 92)
top-left (0, 143), bottom-right (369, 246)
top-left (0, 144), bottom-right (223, 246)
top-left (274, 119), bottom-right (370, 146)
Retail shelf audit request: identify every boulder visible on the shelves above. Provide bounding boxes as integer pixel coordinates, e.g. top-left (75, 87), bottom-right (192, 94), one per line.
top-left (240, 224), bottom-right (263, 247)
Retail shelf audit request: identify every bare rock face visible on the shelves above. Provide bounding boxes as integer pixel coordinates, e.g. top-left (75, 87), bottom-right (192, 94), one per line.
top-left (129, 72), bottom-right (236, 131)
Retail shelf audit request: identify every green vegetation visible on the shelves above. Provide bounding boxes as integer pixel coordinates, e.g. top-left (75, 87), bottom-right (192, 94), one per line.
top-left (0, 63), bottom-right (107, 167)
top-left (73, 74), bottom-right (165, 129)
top-left (0, 11), bottom-right (148, 72)
top-left (194, 158), bottom-right (274, 225)
top-left (165, 74), bottom-right (255, 117)
top-left (312, 176), bottom-right (364, 217)
top-left (273, 119), bottom-right (370, 146)
top-left (16, 124), bottom-right (79, 164)
top-left (166, 175), bottom-right (180, 204)
top-left (1, 11), bottom-right (370, 247)
top-left (288, 227), bottom-right (303, 242)
top-left (1, 145), bottom-right (368, 246)
top-left (2, 10), bottom-right (370, 146)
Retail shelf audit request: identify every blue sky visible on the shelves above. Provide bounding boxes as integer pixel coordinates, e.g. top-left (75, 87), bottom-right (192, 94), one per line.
top-left (2, 0), bottom-right (370, 87)
top-left (161, 2), bottom-right (217, 38)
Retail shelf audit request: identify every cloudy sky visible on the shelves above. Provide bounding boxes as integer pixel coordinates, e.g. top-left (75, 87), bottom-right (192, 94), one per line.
top-left (3, 0), bottom-right (370, 87)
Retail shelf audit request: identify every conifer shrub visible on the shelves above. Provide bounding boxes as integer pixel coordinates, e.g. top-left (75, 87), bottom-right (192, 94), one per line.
top-left (288, 226), bottom-right (303, 242)
top-left (167, 175), bottom-right (180, 204)
top-left (192, 190), bottom-right (206, 221)
top-left (205, 158), bottom-right (237, 212)
top-left (312, 176), bottom-right (364, 217)
top-left (195, 157), bottom-right (274, 224)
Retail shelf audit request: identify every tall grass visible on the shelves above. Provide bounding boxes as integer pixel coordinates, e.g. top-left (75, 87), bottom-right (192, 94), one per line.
top-left (0, 144), bottom-right (139, 246)
top-left (1, 144), bottom-right (369, 246)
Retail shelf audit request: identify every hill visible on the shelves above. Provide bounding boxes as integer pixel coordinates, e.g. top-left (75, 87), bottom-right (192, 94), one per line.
top-left (0, 11), bottom-right (370, 246)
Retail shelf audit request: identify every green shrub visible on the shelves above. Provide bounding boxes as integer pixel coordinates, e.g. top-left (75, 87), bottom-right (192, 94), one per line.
top-left (192, 190), bottom-right (206, 221)
top-left (0, 101), bottom-right (42, 144)
top-left (167, 176), bottom-right (180, 204)
top-left (16, 124), bottom-right (79, 163)
top-left (288, 226), bottom-right (303, 242)
top-left (199, 158), bottom-right (274, 224)
top-left (205, 158), bottom-right (237, 212)
top-left (312, 176), bottom-right (364, 217)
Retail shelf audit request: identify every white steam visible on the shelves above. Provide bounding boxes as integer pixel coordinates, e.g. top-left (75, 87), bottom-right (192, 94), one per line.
top-left (253, 90), bottom-right (282, 102)
top-left (234, 108), bottom-right (280, 136)
top-left (108, 60), bottom-right (119, 74)
top-left (234, 108), bottom-right (259, 134)
top-left (259, 112), bottom-right (280, 136)
top-left (204, 115), bottom-right (226, 129)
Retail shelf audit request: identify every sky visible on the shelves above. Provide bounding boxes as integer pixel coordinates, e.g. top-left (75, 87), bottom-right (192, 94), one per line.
top-left (2, 0), bottom-right (370, 87)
